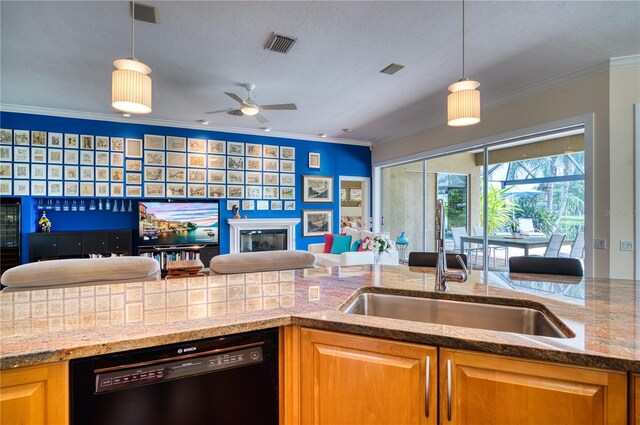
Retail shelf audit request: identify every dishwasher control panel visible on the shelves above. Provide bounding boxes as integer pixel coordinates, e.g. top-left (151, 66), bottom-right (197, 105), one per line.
top-left (94, 346), bottom-right (263, 393)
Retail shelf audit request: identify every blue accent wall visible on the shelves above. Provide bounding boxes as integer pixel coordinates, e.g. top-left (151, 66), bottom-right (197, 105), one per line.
top-left (0, 112), bottom-right (372, 263)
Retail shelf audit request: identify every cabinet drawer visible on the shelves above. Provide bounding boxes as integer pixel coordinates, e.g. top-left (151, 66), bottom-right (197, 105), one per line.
top-left (57, 234), bottom-right (83, 256)
top-left (82, 233), bottom-right (107, 255)
top-left (106, 232), bottom-right (131, 253)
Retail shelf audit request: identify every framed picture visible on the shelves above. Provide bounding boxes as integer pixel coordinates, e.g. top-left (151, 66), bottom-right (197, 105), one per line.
top-left (227, 185), bottom-right (244, 198)
top-left (126, 159), bottom-right (142, 171)
top-left (263, 187), bottom-right (279, 199)
top-left (0, 180), bottom-right (11, 196)
top-left (31, 164), bottom-right (46, 180)
top-left (303, 175), bottom-right (333, 202)
top-left (246, 186), bottom-right (262, 199)
top-left (48, 132), bottom-right (63, 147)
top-left (145, 166), bottom-right (164, 182)
top-left (242, 200), bottom-right (255, 211)
top-left (167, 136), bottom-right (186, 152)
top-left (263, 172), bottom-right (278, 186)
top-left (188, 138), bottom-right (206, 153)
top-left (126, 186), bottom-right (142, 197)
top-left (144, 134), bottom-right (165, 151)
top-left (95, 182), bottom-right (109, 197)
top-left (80, 135), bottom-right (94, 150)
top-left (64, 181), bottom-right (79, 196)
top-left (166, 183), bottom-right (186, 198)
top-left (263, 145), bottom-right (279, 158)
top-left (15, 130), bottom-right (30, 145)
top-left (64, 134), bottom-right (78, 148)
top-left (80, 166), bottom-right (94, 181)
top-left (207, 140), bottom-right (225, 154)
top-left (14, 180), bottom-right (29, 195)
top-left (226, 200), bottom-right (238, 211)
top-left (126, 138), bottom-right (143, 158)
top-left (14, 146), bottom-right (29, 162)
top-left (284, 201), bottom-right (296, 210)
top-left (206, 155), bottom-right (224, 169)
top-left (95, 136), bottom-right (110, 150)
top-left (280, 187), bottom-right (295, 200)
top-left (280, 173), bottom-right (295, 186)
top-left (95, 151), bottom-right (110, 166)
top-left (95, 167), bottom-right (109, 181)
top-left (188, 153), bottom-right (206, 168)
top-left (246, 143), bottom-right (262, 157)
top-left (263, 158), bottom-right (279, 172)
top-left (340, 188), bottom-right (348, 201)
top-left (0, 147), bottom-right (10, 163)
top-left (245, 171), bottom-right (262, 185)
top-left (80, 150), bottom-right (94, 165)
top-left (64, 165), bottom-right (79, 180)
top-left (111, 183), bottom-right (124, 197)
top-left (227, 156), bottom-right (244, 170)
top-left (188, 169), bottom-right (206, 183)
top-left (14, 163), bottom-right (29, 179)
top-left (32, 131), bottom-right (47, 146)
top-left (270, 201), bottom-right (283, 211)
top-left (31, 180), bottom-right (47, 196)
top-left (144, 183), bottom-right (164, 198)
top-left (110, 152), bottom-right (124, 167)
top-left (308, 152), bottom-right (320, 169)
top-left (144, 151), bottom-right (165, 166)
top-left (111, 137), bottom-right (124, 152)
top-left (0, 129), bottom-right (12, 144)
top-left (110, 168), bottom-right (124, 182)
top-left (227, 142), bottom-right (244, 156)
top-left (0, 164), bottom-right (11, 178)
top-left (31, 147), bottom-right (46, 163)
top-left (80, 182), bottom-right (94, 197)
top-left (280, 160), bottom-right (295, 173)
top-left (257, 200), bottom-right (269, 210)
top-left (208, 184), bottom-right (225, 198)
top-left (302, 210), bottom-right (332, 236)
top-left (280, 146), bottom-right (295, 159)
top-left (167, 152), bottom-right (186, 167)
top-left (126, 173), bottom-right (142, 185)
top-left (246, 157), bottom-right (262, 171)
top-left (64, 150), bottom-right (78, 164)
top-left (350, 188), bottom-right (362, 202)
top-left (208, 170), bottom-right (226, 184)
top-left (167, 167), bottom-right (186, 182)
top-left (227, 170), bottom-right (244, 184)
top-left (47, 149), bottom-right (63, 164)
top-left (187, 184), bottom-right (206, 198)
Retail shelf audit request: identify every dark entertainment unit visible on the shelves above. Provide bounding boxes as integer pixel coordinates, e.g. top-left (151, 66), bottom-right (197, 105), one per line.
top-left (29, 230), bottom-right (132, 262)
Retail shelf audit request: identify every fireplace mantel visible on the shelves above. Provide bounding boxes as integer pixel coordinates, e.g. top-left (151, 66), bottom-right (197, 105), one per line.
top-left (227, 218), bottom-right (301, 254)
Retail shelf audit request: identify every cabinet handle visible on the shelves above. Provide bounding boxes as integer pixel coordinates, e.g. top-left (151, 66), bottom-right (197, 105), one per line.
top-left (446, 358), bottom-right (452, 422)
top-left (424, 355), bottom-right (430, 418)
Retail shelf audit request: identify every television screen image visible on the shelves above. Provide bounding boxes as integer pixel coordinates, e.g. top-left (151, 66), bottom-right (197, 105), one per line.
top-left (138, 201), bottom-right (219, 246)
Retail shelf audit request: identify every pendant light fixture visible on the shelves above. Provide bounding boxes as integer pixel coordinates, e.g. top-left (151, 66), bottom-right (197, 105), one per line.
top-left (447, 0), bottom-right (480, 127)
top-left (112, 1), bottom-right (152, 114)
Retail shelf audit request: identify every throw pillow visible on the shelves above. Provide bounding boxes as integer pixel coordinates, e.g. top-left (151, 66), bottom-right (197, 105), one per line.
top-left (323, 233), bottom-right (346, 253)
top-left (351, 239), bottom-right (362, 252)
top-left (342, 226), bottom-right (361, 243)
top-left (330, 235), bottom-right (353, 255)
top-left (358, 236), bottom-right (370, 252)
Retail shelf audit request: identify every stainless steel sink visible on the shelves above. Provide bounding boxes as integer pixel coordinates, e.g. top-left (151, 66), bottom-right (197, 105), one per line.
top-left (341, 292), bottom-right (572, 338)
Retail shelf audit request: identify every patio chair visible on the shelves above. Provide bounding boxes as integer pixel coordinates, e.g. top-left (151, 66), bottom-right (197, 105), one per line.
top-left (559, 232), bottom-right (585, 259)
top-left (518, 218), bottom-right (546, 236)
top-left (408, 252), bottom-right (468, 269)
top-left (450, 226), bottom-right (482, 268)
top-left (472, 226), bottom-right (508, 268)
top-left (543, 233), bottom-right (565, 257)
top-left (509, 256), bottom-right (583, 276)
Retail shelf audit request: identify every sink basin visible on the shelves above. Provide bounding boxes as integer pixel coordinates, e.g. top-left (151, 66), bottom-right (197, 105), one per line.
top-left (341, 292), bottom-right (572, 338)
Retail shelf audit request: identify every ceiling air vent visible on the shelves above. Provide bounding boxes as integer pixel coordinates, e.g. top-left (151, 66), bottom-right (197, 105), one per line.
top-left (264, 33), bottom-right (298, 54)
top-left (131, 2), bottom-right (158, 24)
top-left (380, 63), bottom-right (405, 75)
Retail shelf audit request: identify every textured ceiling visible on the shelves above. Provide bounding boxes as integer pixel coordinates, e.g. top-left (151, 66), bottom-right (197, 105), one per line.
top-left (1, 1), bottom-right (639, 144)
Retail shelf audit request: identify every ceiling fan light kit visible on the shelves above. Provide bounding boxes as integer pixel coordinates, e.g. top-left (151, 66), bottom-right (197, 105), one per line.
top-left (111, 1), bottom-right (152, 115)
top-left (447, 0), bottom-right (480, 127)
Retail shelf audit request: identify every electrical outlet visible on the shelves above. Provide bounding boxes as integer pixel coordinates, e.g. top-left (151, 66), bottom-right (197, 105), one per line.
top-left (594, 238), bottom-right (607, 249)
top-left (620, 240), bottom-right (634, 251)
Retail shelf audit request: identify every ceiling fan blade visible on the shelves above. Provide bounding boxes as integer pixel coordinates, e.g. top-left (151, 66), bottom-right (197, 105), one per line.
top-left (254, 113), bottom-right (270, 123)
top-left (205, 108), bottom-right (233, 114)
top-left (224, 92), bottom-right (245, 104)
top-left (259, 103), bottom-right (297, 111)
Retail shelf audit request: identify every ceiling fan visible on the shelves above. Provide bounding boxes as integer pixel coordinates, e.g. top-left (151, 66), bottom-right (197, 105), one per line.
top-left (206, 83), bottom-right (297, 123)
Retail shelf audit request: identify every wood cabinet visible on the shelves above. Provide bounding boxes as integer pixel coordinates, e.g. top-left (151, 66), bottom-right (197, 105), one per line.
top-left (439, 349), bottom-right (627, 425)
top-left (295, 327), bottom-right (437, 425)
top-left (0, 361), bottom-right (69, 425)
top-left (633, 374), bottom-right (640, 425)
top-left (29, 230), bottom-right (132, 262)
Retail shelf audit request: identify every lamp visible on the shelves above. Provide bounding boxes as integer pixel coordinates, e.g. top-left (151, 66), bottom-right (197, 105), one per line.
top-left (447, 0), bottom-right (480, 127)
top-left (112, 1), bottom-right (152, 114)
top-left (240, 100), bottom-right (259, 116)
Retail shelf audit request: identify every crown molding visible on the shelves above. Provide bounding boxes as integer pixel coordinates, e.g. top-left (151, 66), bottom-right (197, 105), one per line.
top-left (0, 103), bottom-right (372, 147)
top-left (610, 54), bottom-right (640, 69)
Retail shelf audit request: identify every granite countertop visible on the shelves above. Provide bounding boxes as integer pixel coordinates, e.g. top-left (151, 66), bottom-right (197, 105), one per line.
top-left (1, 265), bottom-right (638, 372)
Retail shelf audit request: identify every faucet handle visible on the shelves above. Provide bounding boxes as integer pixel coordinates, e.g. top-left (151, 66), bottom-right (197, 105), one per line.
top-left (446, 255), bottom-right (468, 283)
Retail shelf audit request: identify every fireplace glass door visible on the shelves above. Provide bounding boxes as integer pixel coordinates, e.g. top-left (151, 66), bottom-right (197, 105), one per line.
top-left (240, 229), bottom-right (287, 252)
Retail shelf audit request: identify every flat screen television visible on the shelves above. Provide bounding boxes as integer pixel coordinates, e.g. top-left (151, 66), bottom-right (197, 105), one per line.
top-left (138, 201), bottom-right (219, 247)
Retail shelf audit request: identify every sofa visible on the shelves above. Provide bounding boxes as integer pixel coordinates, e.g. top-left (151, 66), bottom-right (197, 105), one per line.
top-left (308, 227), bottom-right (399, 267)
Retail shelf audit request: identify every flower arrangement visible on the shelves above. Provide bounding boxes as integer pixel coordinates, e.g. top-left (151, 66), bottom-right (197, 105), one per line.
top-left (509, 220), bottom-right (519, 235)
top-left (362, 234), bottom-right (392, 255)
top-left (39, 212), bottom-right (51, 232)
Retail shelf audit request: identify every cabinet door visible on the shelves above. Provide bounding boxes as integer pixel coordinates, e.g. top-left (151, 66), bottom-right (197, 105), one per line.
top-left (439, 349), bottom-right (627, 425)
top-left (300, 328), bottom-right (436, 425)
top-left (633, 374), bottom-right (639, 425)
top-left (0, 361), bottom-right (68, 425)
top-left (29, 234), bottom-right (58, 259)
top-left (106, 231), bottom-right (131, 254)
top-left (199, 245), bottom-right (219, 267)
top-left (57, 233), bottom-right (83, 256)
top-left (82, 232), bottom-right (107, 256)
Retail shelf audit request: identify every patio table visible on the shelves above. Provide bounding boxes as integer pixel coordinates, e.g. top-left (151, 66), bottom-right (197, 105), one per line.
top-left (459, 235), bottom-right (552, 257)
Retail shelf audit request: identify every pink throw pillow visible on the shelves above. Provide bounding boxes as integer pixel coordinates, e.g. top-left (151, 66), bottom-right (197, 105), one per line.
top-left (358, 236), bottom-right (370, 252)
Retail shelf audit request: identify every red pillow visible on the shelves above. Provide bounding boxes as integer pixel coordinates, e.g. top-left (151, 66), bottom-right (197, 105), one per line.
top-left (324, 233), bottom-right (346, 253)
top-left (358, 236), bottom-right (370, 252)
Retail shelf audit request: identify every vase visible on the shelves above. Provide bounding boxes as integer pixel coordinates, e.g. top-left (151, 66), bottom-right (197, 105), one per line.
top-left (396, 231), bottom-right (409, 245)
top-left (374, 253), bottom-right (382, 265)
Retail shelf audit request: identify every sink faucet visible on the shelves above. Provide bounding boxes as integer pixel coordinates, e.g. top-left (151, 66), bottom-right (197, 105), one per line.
top-left (435, 199), bottom-right (468, 292)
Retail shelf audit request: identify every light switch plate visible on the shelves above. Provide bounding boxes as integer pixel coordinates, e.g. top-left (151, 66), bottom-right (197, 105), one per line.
top-left (594, 238), bottom-right (607, 249)
top-left (620, 240), bottom-right (633, 251)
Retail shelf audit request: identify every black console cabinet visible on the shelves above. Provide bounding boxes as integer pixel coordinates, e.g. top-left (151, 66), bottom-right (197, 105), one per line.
top-left (29, 230), bottom-right (132, 262)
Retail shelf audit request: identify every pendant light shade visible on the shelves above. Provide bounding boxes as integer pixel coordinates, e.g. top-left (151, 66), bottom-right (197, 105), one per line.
top-left (447, 79), bottom-right (480, 126)
top-left (112, 58), bottom-right (152, 114)
top-left (240, 101), bottom-right (260, 116)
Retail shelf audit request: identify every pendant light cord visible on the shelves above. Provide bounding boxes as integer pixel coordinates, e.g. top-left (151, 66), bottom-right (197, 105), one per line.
top-left (131, 1), bottom-right (136, 59)
top-left (462, 0), bottom-right (465, 79)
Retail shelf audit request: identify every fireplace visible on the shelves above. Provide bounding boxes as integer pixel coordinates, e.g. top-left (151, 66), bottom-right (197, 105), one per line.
top-left (228, 218), bottom-right (301, 254)
top-left (240, 229), bottom-right (287, 252)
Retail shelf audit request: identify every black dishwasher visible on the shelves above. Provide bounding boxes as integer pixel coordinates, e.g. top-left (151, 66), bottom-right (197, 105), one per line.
top-left (70, 328), bottom-right (279, 425)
